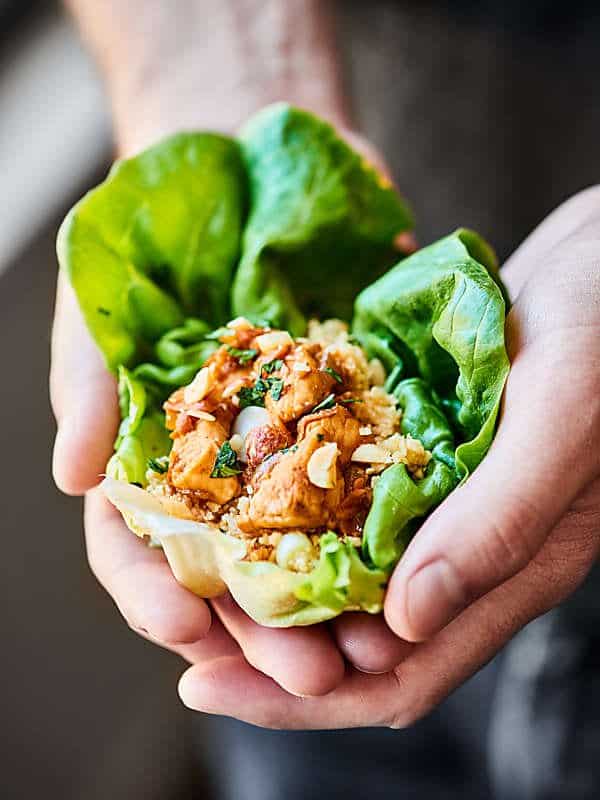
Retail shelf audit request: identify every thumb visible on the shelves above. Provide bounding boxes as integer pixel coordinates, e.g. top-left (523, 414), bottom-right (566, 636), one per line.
top-left (50, 273), bottom-right (119, 495)
top-left (384, 329), bottom-right (600, 642)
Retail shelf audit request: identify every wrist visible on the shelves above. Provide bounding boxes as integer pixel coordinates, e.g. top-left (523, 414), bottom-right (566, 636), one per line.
top-left (99, 0), bottom-right (353, 156)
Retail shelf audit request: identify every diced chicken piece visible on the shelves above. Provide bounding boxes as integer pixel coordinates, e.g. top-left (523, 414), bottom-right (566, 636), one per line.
top-left (245, 420), bottom-right (292, 469)
top-left (241, 406), bottom-right (361, 530)
top-left (202, 346), bottom-right (255, 406)
top-left (168, 419), bottom-right (239, 504)
top-left (265, 344), bottom-right (335, 423)
top-left (297, 405), bottom-right (361, 464)
top-left (241, 443), bottom-right (344, 530)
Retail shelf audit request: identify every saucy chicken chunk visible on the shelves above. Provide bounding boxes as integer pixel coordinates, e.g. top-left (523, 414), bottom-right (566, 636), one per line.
top-left (265, 344), bottom-right (335, 423)
top-left (241, 406), bottom-right (361, 531)
top-left (168, 418), bottom-right (240, 504)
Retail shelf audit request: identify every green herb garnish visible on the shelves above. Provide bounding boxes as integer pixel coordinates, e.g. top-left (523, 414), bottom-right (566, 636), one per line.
top-left (238, 381), bottom-right (268, 408)
top-left (238, 375), bottom-right (285, 408)
top-left (316, 433), bottom-right (324, 441)
top-left (323, 366), bottom-right (342, 383)
top-left (341, 397), bottom-right (363, 405)
top-left (262, 358), bottom-right (283, 375)
top-left (311, 393), bottom-right (336, 414)
top-left (97, 306), bottom-right (111, 316)
top-left (147, 456), bottom-right (169, 474)
top-left (227, 345), bottom-right (258, 365)
top-left (211, 441), bottom-right (244, 478)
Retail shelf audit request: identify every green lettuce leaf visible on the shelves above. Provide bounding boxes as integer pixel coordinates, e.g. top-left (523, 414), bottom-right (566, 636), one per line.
top-left (354, 230), bottom-right (509, 568)
top-left (362, 379), bottom-right (460, 567)
top-left (295, 533), bottom-right (388, 614)
top-left (231, 103), bottom-right (414, 333)
top-left (132, 318), bottom-right (220, 390)
top-left (106, 367), bottom-right (171, 486)
top-left (57, 133), bottom-right (246, 370)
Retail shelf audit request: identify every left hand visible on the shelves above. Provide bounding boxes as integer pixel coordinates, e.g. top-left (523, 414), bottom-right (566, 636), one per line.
top-left (178, 187), bottom-right (600, 728)
top-left (51, 129), bottom-right (410, 700)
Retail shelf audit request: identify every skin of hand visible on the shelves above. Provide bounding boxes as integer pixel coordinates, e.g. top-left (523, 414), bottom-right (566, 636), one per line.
top-left (53, 0), bottom-right (412, 700)
top-left (54, 0), bottom-right (600, 724)
top-left (176, 186), bottom-right (600, 726)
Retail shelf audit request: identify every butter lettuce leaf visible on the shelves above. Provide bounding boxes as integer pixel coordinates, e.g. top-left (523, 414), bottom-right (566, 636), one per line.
top-left (232, 103), bottom-right (414, 333)
top-left (106, 367), bottom-right (171, 486)
top-left (57, 133), bottom-right (246, 370)
top-left (355, 230), bottom-right (509, 568)
top-left (295, 533), bottom-right (387, 615)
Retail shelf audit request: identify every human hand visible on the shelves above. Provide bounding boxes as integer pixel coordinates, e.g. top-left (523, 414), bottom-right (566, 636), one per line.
top-left (178, 187), bottom-right (600, 727)
top-left (50, 122), bottom-right (416, 697)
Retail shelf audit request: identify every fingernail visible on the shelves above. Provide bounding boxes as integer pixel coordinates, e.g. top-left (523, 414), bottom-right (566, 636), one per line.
top-left (406, 560), bottom-right (466, 640)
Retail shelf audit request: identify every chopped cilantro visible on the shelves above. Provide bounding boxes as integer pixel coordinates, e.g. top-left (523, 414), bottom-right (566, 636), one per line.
top-left (227, 345), bottom-right (258, 365)
top-left (323, 366), bottom-right (343, 383)
top-left (311, 393), bottom-right (336, 414)
top-left (261, 358), bottom-right (283, 375)
top-left (147, 456), bottom-right (169, 474)
top-left (211, 441), bottom-right (244, 478)
top-left (341, 397), bottom-right (364, 405)
top-left (238, 375), bottom-right (284, 408)
top-left (280, 444), bottom-right (299, 455)
top-left (238, 382), bottom-right (267, 408)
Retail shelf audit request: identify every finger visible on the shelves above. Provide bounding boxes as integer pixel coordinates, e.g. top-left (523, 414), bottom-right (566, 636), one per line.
top-left (179, 502), bottom-right (600, 730)
top-left (51, 273), bottom-right (119, 495)
top-left (331, 613), bottom-right (413, 674)
top-left (385, 334), bottom-right (600, 642)
top-left (179, 653), bottom-right (396, 729)
top-left (211, 593), bottom-right (345, 697)
top-left (167, 615), bottom-right (241, 664)
top-left (85, 488), bottom-right (211, 645)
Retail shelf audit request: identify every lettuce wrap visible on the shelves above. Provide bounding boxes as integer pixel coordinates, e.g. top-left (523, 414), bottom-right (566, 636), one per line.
top-left (57, 104), bottom-right (508, 627)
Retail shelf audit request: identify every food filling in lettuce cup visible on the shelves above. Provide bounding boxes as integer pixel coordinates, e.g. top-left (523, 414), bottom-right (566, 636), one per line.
top-left (57, 104), bottom-right (509, 626)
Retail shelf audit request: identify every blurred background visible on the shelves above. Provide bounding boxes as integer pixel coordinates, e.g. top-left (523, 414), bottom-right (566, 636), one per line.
top-left (2, 1), bottom-right (600, 798)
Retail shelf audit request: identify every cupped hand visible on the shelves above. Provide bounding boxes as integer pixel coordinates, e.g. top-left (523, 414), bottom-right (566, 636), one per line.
top-left (50, 132), bottom-right (413, 700)
top-left (178, 187), bottom-right (600, 727)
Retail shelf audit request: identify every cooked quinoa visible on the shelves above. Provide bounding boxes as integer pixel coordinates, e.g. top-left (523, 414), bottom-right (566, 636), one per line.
top-left (146, 318), bottom-right (431, 572)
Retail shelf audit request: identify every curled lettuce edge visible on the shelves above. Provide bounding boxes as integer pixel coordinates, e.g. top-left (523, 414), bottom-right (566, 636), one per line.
top-left (231, 102), bottom-right (415, 334)
top-left (102, 477), bottom-right (386, 627)
top-left (56, 132), bottom-right (245, 372)
top-left (106, 367), bottom-right (171, 486)
top-left (355, 229), bottom-right (510, 569)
